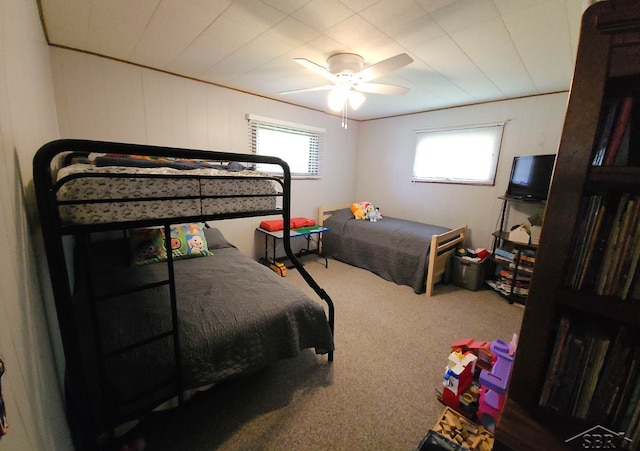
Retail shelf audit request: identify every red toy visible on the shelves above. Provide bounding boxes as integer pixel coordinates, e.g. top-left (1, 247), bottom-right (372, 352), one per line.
top-left (450, 338), bottom-right (494, 372)
top-left (442, 349), bottom-right (477, 410)
top-left (259, 217), bottom-right (316, 232)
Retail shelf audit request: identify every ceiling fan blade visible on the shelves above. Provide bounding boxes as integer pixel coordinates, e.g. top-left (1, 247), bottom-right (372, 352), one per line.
top-left (356, 83), bottom-right (409, 95)
top-left (294, 58), bottom-right (337, 83)
top-left (279, 85), bottom-right (334, 95)
top-left (357, 53), bottom-right (413, 82)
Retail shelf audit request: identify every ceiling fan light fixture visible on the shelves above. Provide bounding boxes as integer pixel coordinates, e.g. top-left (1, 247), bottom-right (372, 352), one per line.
top-left (328, 86), bottom-right (349, 112)
top-left (348, 90), bottom-right (365, 110)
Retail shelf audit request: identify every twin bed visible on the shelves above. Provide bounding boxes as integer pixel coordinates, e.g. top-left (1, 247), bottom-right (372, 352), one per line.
top-left (319, 205), bottom-right (466, 296)
top-left (33, 140), bottom-right (335, 449)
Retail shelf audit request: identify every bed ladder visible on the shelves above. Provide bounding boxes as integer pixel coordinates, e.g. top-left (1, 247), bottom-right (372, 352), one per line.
top-left (77, 225), bottom-right (183, 444)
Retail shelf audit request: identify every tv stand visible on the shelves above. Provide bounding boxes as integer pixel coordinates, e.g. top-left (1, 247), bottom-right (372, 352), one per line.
top-left (512, 197), bottom-right (545, 203)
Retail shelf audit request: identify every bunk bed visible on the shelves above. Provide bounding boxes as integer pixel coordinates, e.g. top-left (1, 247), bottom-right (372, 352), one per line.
top-left (319, 205), bottom-right (466, 296)
top-left (33, 139), bottom-right (335, 449)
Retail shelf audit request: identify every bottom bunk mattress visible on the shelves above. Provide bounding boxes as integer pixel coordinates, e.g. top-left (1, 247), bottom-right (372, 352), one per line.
top-left (322, 208), bottom-right (450, 294)
top-left (72, 227), bottom-right (334, 420)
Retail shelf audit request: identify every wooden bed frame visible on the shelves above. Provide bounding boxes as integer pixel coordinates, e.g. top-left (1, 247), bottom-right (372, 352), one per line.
top-left (319, 205), bottom-right (466, 297)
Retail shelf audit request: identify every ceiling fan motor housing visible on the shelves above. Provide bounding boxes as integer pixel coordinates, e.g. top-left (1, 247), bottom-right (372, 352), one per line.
top-left (327, 53), bottom-right (365, 75)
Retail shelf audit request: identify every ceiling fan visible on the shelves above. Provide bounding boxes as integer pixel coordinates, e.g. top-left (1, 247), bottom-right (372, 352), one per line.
top-left (280, 52), bottom-right (414, 120)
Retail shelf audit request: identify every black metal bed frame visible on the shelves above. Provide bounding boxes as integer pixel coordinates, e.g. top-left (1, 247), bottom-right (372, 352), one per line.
top-left (33, 139), bottom-right (335, 450)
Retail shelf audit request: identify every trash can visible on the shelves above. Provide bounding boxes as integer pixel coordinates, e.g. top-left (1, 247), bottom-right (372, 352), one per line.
top-left (451, 256), bottom-right (487, 291)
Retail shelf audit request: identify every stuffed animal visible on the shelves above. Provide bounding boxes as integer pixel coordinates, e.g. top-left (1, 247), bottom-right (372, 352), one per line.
top-left (365, 204), bottom-right (383, 222)
top-left (350, 202), bottom-right (368, 220)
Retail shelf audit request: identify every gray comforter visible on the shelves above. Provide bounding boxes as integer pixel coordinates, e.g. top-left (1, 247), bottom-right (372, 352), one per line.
top-left (322, 208), bottom-right (450, 293)
top-left (73, 228), bottom-right (333, 417)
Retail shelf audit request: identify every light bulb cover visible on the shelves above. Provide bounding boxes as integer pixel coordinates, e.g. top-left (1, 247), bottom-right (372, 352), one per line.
top-left (328, 87), bottom-right (348, 112)
top-left (348, 90), bottom-right (366, 110)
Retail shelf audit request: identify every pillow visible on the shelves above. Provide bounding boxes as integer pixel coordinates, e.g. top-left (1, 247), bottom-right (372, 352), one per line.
top-left (130, 227), bottom-right (166, 265)
top-left (170, 223), bottom-right (213, 259)
top-left (130, 223), bottom-right (212, 265)
top-left (203, 227), bottom-right (236, 250)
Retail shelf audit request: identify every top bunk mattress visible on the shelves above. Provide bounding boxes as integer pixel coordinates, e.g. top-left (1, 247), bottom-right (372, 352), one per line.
top-left (51, 152), bottom-right (282, 226)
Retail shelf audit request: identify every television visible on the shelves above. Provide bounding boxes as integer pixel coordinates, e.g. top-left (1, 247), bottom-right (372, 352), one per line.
top-left (506, 154), bottom-right (556, 201)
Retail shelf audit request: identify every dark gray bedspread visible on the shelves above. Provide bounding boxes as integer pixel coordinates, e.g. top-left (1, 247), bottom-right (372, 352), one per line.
top-left (73, 230), bottom-right (333, 415)
top-left (322, 208), bottom-right (450, 293)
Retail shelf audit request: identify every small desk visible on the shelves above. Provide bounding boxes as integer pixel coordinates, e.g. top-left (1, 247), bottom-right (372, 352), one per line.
top-left (257, 226), bottom-right (331, 269)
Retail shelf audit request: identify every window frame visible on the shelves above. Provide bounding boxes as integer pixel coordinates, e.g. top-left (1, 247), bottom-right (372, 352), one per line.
top-left (412, 121), bottom-right (506, 186)
top-left (247, 114), bottom-right (324, 179)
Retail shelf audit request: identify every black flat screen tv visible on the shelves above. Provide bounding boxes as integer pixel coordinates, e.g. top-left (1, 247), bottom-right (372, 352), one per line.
top-left (506, 154), bottom-right (556, 201)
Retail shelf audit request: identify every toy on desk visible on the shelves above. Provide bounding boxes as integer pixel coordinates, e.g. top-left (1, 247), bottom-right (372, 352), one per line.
top-left (477, 334), bottom-right (518, 432)
top-left (259, 217), bottom-right (316, 232)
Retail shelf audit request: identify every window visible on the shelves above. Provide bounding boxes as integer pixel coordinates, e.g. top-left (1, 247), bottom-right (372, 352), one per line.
top-left (247, 114), bottom-right (324, 178)
top-left (412, 122), bottom-right (505, 185)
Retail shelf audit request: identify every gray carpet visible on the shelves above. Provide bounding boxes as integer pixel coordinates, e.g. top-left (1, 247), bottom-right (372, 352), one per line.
top-left (138, 257), bottom-right (524, 450)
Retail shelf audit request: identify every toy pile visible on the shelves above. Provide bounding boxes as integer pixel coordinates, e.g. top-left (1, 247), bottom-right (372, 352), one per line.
top-left (441, 335), bottom-right (517, 430)
top-left (455, 248), bottom-right (489, 262)
top-left (350, 201), bottom-right (382, 221)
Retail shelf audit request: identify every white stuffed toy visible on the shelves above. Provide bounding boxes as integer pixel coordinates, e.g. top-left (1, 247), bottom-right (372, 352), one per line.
top-left (365, 204), bottom-right (383, 222)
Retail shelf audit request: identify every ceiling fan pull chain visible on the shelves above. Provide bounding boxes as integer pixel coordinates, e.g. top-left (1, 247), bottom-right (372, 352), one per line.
top-left (343, 100), bottom-right (348, 129)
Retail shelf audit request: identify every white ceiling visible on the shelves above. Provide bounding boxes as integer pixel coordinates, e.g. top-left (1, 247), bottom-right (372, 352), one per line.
top-left (39, 0), bottom-right (589, 121)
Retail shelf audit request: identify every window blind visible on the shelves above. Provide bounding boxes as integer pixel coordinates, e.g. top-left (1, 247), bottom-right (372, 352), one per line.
top-left (247, 114), bottom-right (324, 178)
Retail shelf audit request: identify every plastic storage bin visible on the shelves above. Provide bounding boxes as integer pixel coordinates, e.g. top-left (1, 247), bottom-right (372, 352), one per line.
top-left (451, 256), bottom-right (487, 291)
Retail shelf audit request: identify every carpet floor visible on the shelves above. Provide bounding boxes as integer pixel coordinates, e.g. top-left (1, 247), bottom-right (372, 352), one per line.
top-left (137, 257), bottom-right (524, 450)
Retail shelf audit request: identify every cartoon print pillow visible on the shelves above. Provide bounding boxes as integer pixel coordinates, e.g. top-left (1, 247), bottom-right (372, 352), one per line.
top-left (169, 223), bottom-right (212, 259)
top-left (130, 223), bottom-right (212, 265)
top-left (130, 227), bottom-right (167, 265)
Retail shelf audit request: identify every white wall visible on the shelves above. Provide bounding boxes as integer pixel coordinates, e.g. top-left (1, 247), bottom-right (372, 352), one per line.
top-left (357, 93), bottom-right (569, 249)
top-left (49, 47), bottom-right (571, 254)
top-left (0, 0), bottom-right (72, 449)
top-left (50, 48), bottom-right (359, 257)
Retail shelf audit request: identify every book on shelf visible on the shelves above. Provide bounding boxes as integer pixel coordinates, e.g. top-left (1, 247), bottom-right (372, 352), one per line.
top-left (566, 195), bottom-right (604, 289)
top-left (566, 192), bottom-right (640, 299)
top-left (499, 269), bottom-right (531, 282)
top-left (592, 97), bottom-right (620, 166)
top-left (546, 329), bottom-right (586, 414)
top-left (540, 316), bottom-right (640, 430)
top-left (619, 225), bottom-right (640, 300)
top-left (618, 359), bottom-right (640, 449)
top-left (588, 327), bottom-right (631, 424)
top-left (613, 344), bottom-right (640, 430)
top-left (539, 317), bottom-right (572, 408)
top-left (593, 95), bottom-right (635, 167)
top-left (487, 278), bottom-right (529, 297)
top-left (494, 246), bottom-right (535, 262)
top-left (571, 326), bottom-right (611, 420)
top-left (597, 193), bottom-right (632, 295)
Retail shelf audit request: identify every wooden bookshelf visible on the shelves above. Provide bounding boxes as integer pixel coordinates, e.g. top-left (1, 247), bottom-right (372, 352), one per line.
top-left (494, 1), bottom-right (640, 448)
